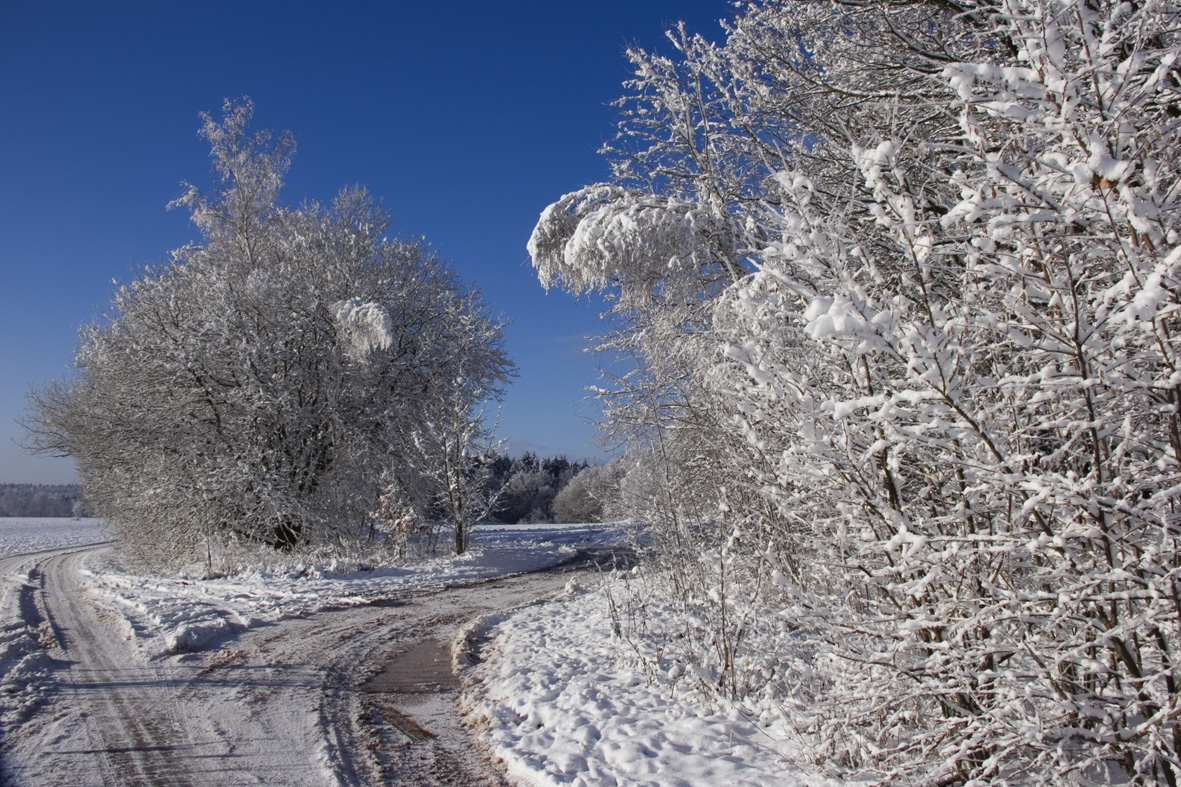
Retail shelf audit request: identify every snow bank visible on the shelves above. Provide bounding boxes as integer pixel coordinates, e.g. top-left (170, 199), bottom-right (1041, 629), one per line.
top-left (0, 518), bottom-right (109, 558)
top-left (462, 582), bottom-right (845, 787)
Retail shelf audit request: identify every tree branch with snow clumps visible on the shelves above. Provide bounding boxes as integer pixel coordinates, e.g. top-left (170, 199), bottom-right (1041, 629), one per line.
top-left (531, 0), bottom-right (1181, 782)
top-left (333, 299), bottom-right (393, 362)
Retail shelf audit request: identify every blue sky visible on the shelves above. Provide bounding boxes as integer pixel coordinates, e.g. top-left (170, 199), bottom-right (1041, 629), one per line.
top-left (0, 1), bottom-right (731, 484)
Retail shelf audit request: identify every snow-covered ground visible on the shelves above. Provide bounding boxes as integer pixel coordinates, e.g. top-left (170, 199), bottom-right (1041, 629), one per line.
top-left (0, 517), bottom-right (110, 557)
top-left (2, 518), bottom-right (835, 785)
top-left (461, 580), bottom-right (840, 787)
top-left (76, 522), bottom-right (631, 659)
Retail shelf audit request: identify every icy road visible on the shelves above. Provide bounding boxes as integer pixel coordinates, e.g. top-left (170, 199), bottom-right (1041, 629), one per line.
top-left (0, 540), bottom-right (619, 786)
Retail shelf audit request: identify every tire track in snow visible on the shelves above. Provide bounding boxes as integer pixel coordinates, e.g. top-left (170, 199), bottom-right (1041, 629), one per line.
top-left (23, 549), bottom-right (197, 786)
top-left (2, 545), bottom-right (620, 785)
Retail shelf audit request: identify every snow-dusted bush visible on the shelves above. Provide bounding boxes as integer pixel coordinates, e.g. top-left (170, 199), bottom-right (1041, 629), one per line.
top-left (533, 0), bottom-right (1181, 782)
top-left (26, 100), bottom-right (512, 569)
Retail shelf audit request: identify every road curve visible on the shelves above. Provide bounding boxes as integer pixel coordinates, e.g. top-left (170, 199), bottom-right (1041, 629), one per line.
top-left (1, 544), bottom-right (604, 786)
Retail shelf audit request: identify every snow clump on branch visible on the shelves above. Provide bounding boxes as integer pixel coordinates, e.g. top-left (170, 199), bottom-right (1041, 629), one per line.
top-left (333, 298), bottom-right (393, 362)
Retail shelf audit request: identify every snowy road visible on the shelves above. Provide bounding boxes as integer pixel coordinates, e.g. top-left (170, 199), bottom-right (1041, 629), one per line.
top-left (1, 543), bottom-right (609, 786)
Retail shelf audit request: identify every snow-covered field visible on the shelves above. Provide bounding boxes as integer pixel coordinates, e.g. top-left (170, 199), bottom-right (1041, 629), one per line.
top-left (0, 517), bottom-right (110, 557)
top-left (2, 518), bottom-right (833, 786)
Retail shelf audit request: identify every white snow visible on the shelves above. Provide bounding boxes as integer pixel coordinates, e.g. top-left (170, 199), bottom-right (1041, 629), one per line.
top-left (333, 297), bottom-right (394, 360)
top-left (75, 522), bottom-right (631, 660)
top-left (462, 582), bottom-right (844, 787)
top-left (0, 519), bottom-right (109, 734)
top-left (2, 519), bottom-right (839, 785)
top-left (0, 517), bottom-right (110, 558)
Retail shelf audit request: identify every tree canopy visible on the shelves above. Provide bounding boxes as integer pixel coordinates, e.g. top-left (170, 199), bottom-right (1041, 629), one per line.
top-left (27, 99), bottom-right (513, 568)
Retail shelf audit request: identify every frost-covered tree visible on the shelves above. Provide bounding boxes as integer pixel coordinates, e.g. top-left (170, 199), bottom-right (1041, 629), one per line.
top-left (410, 298), bottom-right (511, 555)
top-left (491, 453), bottom-right (586, 523)
top-left (26, 99), bottom-right (512, 569)
top-left (533, 0), bottom-right (1181, 782)
top-left (0, 484), bottom-right (86, 518)
top-left (552, 461), bottom-right (625, 524)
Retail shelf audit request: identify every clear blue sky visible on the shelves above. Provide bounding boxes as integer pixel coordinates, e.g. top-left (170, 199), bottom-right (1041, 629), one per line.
top-left (0, 1), bottom-right (731, 484)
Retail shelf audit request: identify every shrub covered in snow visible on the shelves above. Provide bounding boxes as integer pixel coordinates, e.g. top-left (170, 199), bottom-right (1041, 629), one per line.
top-left (533, 0), bottom-right (1181, 782)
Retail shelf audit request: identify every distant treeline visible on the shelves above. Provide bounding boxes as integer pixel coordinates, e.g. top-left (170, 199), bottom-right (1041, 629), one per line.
top-left (484, 452), bottom-right (588, 524)
top-left (0, 456), bottom-right (601, 522)
top-left (0, 484), bottom-right (90, 518)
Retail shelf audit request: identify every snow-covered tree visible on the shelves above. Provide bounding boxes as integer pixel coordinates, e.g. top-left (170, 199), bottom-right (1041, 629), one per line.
top-left (26, 99), bottom-right (512, 569)
top-left (552, 460), bottom-right (625, 524)
top-left (533, 0), bottom-right (1181, 781)
top-left (410, 295), bottom-right (511, 555)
